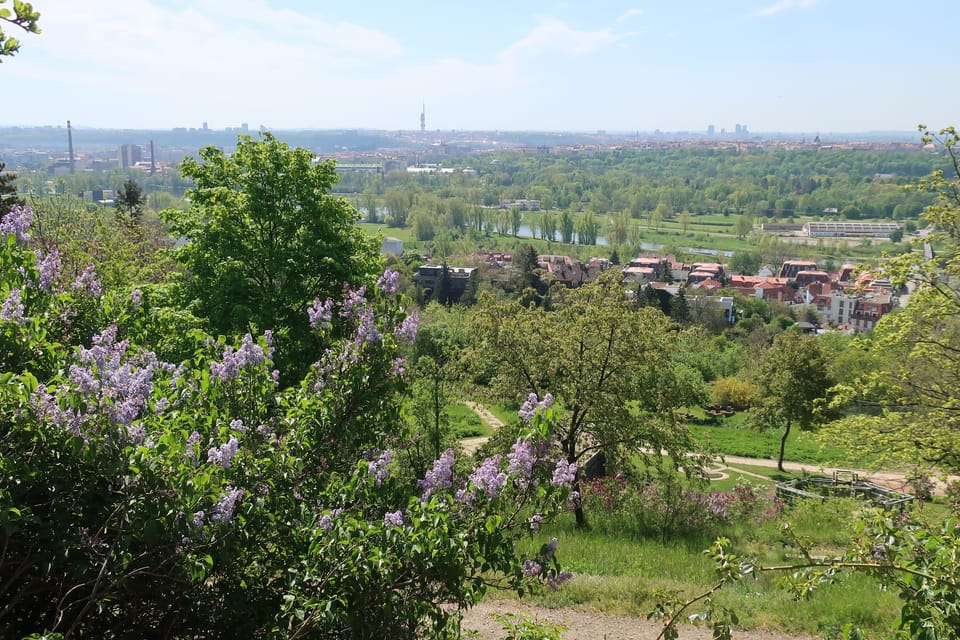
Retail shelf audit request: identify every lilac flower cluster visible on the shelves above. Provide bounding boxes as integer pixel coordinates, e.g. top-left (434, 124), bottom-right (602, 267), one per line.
top-left (210, 487), bottom-right (243, 524)
top-left (367, 449), bottom-right (393, 486)
top-left (72, 264), bottom-right (102, 297)
top-left (518, 392), bottom-right (553, 423)
top-left (376, 268), bottom-right (400, 295)
top-left (229, 418), bottom-right (246, 432)
top-left (340, 285), bottom-right (366, 318)
top-left (129, 288), bottom-right (142, 310)
top-left (0, 204), bottom-right (32, 244)
top-left (460, 455), bottom-right (507, 503)
top-left (30, 384), bottom-right (82, 437)
top-left (390, 357), bottom-right (407, 377)
top-left (185, 431), bottom-right (202, 464)
top-left (0, 288), bottom-right (24, 324)
top-left (318, 508), bottom-right (344, 531)
top-left (522, 537), bottom-right (561, 579)
top-left (507, 438), bottom-right (536, 479)
top-left (307, 297), bottom-right (334, 330)
top-left (383, 509), bottom-right (405, 528)
top-left (210, 333), bottom-right (268, 382)
top-left (394, 309), bottom-right (419, 345)
top-left (547, 571), bottom-right (573, 590)
top-left (419, 448), bottom-right (455, 500)
top-left (36, 247), bottom-right (61, 292)
top-left (207, 436), bottom-right (239, 468)
top-left (551, 459), bottom-right (577, 487)
top-left (71, 325), bottom-right (158, 431)
top-left (529, 513), bottom-right (544, 534)
top-left (355, 305), bottom-right (380, 344)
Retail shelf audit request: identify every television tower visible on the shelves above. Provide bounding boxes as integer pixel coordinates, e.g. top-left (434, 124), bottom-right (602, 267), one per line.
top-left (420, 102), bottom-right (425, 133)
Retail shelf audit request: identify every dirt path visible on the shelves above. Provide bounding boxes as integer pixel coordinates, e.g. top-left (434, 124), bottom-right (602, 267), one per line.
top-left (460, 401), bottom-right (505, 454)
top-left (462, 599), bottom-right (815, 640)
top-left (716, 454), bottom-right (956, 496)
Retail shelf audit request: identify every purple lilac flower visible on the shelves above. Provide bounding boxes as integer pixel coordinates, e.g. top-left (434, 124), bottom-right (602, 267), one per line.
top-left (355, 305), bottom-right (380, 344)
top-left (308, 297), bottom-right (334, 330)
top-left (230, 418), bottom-right (246, 432)
top-left (57, 325), bottom-right (160, 432)
top-left (529, 513), bottom-right (544, 534)
top-left (548, 571), bottom-right (573, 590)
top-left (185, 431), bottom-right (202, 463)
top-left (319, 508), bottom-right (344, 531)
top-left (522, 560), bottom-right (542, 577)
top-left (130, 288), bottom-right (142, 309)
top-left (464, 455), bottom-right (507, 501)
top-left (193, 510), bottom-right (206, 528)
top-left (207, 436), bottom-right (239, 468)
top-left (545, 537), bottom-right (558, 558)
top-left (394, 309), bottom-right (419, 345)
top-left (419, 448), bottom-right (455, 500)
top-left (518, 392), bottom-right (553, 423)
top-left (551, 459), bottom-right (577, 487)
top-left (0, 204), bottom-right (32, 244)
top-left (376, 268), bottom-right (400, 295)
top-left (0, 288), bottom-right (25, 324)
top-left (390, 357), bottom-right (407, 377)
top-left (367, 450), bottom-right (393, 486)
top-left (210, 333), bottom-right (267, 382)
top-left (36, 247), bottom-right (61, 292)
top-left (383, 510), bottom-right (405, 528)
top-left (340, 285), bottom-right (366, 318)
top-left (210, 487), bottom-right (243, 524)
top-left (72, 264), bottom-right (102, 296)
top-left (507, 438), bottom-right (536, 481)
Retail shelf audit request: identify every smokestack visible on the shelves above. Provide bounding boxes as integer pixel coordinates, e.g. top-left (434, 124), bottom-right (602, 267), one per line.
top-left (67, 120), bottom-right (75, 174)
top-left (150, 140), bottom-right (156, 175)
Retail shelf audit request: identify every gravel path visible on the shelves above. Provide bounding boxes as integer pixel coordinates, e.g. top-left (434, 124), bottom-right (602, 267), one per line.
top-left (461, 600), bottom-right (816, 640)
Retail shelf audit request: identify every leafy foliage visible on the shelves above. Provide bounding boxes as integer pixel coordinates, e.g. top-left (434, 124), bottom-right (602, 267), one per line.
top-left (0, 0), bottom-right (40, 60)
top-left (164, 133), bottom-right (381, 381)
top-left (471, 271), bottom-right (701, 526)
top-left (0, 212), bottom-right (575, 638)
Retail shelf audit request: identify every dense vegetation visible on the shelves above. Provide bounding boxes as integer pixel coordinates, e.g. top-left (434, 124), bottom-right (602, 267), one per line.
top-left (3, 127), bottom-right (960, 639)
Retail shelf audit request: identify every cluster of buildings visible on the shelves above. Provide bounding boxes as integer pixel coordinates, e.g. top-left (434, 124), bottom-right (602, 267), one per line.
top-left (410, 250), bottom-right (898, 333)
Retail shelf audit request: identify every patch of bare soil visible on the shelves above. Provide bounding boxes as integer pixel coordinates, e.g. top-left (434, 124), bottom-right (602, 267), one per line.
top-left (461, 600), bottom-right (816, 640)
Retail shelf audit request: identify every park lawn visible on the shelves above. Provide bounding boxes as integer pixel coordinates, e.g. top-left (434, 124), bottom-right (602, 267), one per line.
top-left (686, 416), bottom-right (854, 466)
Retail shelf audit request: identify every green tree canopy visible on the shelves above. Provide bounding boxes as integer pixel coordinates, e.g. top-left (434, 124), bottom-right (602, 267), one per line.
top-left (471, 271), bottom-right (697, 527)
top-left (752, 331), bottom-right (833, 471)
top-left (163, 133), bottom-right (381, 380)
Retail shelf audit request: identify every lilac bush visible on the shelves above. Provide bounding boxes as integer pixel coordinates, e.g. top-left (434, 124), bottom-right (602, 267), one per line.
top-left (1, 217), bottom-right (573, 638)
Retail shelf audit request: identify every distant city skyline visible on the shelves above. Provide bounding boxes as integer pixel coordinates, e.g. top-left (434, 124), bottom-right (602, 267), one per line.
top-left (4, 0), bottom-right (958, 133)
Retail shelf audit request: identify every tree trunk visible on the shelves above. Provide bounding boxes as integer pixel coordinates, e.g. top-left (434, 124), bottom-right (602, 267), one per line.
top-left (778, 418), bottom-right (791, 472)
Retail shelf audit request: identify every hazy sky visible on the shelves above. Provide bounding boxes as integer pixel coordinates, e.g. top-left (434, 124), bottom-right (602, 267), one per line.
top-left (4, 0), bottom-right (957, 133)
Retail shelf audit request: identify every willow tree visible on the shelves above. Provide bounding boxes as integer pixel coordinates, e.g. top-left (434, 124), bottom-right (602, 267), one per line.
top-left (471, 271), bottom-right (698, 527)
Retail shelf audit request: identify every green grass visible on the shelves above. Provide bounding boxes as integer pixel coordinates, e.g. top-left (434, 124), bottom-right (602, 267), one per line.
top-left (686, 413), bottom-right (856, 466)
top-left (448, 402), bottom-right (492, 438)
top-left (507, 508), bottom-right (902, 636)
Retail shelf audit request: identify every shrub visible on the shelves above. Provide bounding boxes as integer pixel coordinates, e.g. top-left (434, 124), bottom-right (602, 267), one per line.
top-left (710, 376), bottom-right (759, 410)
